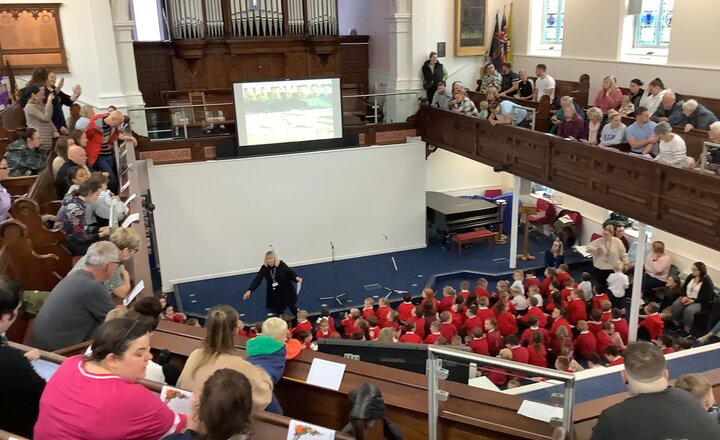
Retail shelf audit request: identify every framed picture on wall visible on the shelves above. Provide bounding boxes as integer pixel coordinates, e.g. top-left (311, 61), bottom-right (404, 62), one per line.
top-left (454, 0), bottom-right (489, 56)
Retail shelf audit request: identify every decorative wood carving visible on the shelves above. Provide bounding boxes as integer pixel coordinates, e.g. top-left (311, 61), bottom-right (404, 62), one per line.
top-left (0, 3), bottom-right (67, 74)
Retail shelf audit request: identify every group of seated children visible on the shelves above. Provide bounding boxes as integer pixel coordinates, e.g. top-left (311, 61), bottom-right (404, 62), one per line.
top-left (271, 267), bottom-right (687, 387)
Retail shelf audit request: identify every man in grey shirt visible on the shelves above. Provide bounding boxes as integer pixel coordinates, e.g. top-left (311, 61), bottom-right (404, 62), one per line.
top-left (431, 81), bottom-right (452, 110)
top-left (30, 241), bottom-right (122, 351)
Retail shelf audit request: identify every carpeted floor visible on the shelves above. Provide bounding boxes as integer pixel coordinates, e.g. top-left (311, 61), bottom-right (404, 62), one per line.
top-left (174, 230), bottom-right (592, 323)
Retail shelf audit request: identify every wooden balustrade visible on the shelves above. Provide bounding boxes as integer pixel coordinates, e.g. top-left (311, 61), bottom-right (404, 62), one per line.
top-left (417, 105), bottom-right (720, 252)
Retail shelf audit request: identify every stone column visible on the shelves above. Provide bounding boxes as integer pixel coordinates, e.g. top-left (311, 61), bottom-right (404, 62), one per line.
top-left (385, 0), bottom-right (417, 123)
top-left (111, 0), bottom-right (147, 135)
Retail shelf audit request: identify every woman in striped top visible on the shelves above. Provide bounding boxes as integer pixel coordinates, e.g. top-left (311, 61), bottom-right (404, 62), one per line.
top-left (654, 122), bottom-right (688, 167)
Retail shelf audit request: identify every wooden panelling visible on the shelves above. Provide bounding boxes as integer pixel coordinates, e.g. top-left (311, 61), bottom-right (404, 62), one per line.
top-left (419, 105), bottom-right (720, 252)
top-left (133, 36), bottom-right (368, 106)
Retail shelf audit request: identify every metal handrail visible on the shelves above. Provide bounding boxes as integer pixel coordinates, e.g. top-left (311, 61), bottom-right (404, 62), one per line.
top-left (427, 345), bottom-right (575, 440)
top-left (701, 141), bottom-right (720, 172)
top-left (129, 102), bottom-right (234, 111)
top-left (342, 91), bottom-right (420, 99)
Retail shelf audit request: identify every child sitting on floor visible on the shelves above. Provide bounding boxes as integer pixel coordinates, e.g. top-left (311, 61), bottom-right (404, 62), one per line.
top-left (468, 327), bottom-right (489, 355)
top-left (362, 298), bottom-right (375, 318)
top-left (292, 310), bottom-right (312, 340)
top-left (375, 297), bottom-right (392, 327)
top-left (366, 316), bottom-right (380, 340)
top-left (397, 294), bottom-right (415, 323)
top-left (424, 321), bottom-right (443, 344)
top-left (399, 321), bottom-right (423, 343)
top-left (316, 318), bottom-right (331, 340)
top-left (474, 278), bottom-right (489, 299)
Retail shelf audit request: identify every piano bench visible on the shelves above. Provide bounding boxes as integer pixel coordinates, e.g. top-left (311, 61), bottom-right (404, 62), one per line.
top-left (452, 229), bottom-right (497, 255)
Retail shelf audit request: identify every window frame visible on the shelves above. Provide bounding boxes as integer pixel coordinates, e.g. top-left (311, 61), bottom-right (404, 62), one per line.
top-left (633, 0), bottom-right (673, 49)
top-left (540, 0), bottom-right (565, 46)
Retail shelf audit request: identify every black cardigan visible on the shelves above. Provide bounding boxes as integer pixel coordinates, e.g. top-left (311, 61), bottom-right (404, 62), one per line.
top-left (681, 274), bottom-right (715, 310)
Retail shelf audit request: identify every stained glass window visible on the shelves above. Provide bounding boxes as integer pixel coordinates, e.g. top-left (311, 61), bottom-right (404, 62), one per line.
top-left (542, 0), bottom-right (565, 44)
top-left (635, 0), bottom-right (673, 47)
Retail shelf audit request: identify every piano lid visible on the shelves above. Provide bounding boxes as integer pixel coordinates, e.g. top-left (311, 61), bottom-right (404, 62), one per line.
top-left (426, 191), bottom-right (497, 215)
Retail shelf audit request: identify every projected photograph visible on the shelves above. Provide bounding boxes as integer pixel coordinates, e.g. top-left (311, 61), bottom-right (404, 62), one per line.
top-left (234, 78), bottom-right (342, 147)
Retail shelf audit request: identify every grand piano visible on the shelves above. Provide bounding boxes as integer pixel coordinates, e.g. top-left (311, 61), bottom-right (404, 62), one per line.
top-left (426, 191), bottom-right (502, 243)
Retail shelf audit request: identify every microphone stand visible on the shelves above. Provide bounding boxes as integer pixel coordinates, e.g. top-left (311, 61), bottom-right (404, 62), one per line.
top-left (318, 241), bottom-right (346, 306)
top-left (382, 233), bottom-right (407, 298)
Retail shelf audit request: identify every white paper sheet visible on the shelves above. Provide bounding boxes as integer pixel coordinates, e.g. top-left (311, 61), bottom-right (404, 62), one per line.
top-left (468, 376), bottom-right (501, 392)
top-left (121, 212), bottom-right (140, 228)
top-left (286, 420), bottom-right (335, 440)
top-left (122, 280), bottom-right (145, 306)
top-left (573, 245), bottom-right (592, 258)
top-left (517, 400), bottom-right (564, 423)
top-left (295, 280), bottom-right (302, 295)
top-left (124, 193), bottom-right (136, 206)
top-left (306, 358), bottom-right (346, 391)
top-left (160, 386), bottom-right (193, 415)
top-left (32, 359), bottom-right (60, 381)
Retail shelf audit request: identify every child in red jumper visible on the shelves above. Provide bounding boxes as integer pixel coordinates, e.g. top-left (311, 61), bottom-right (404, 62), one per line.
top-left (420, 288), bottom-right (440, 310)
top-left (383, 310), bottom-right (401, 331)
top-left (549, 307), bottom-right (572, 339)
top-left (438, 286), bottom-right (457, 313)
top-left (315, 318), bottom-right (331, 340)
top-left (588, 309), bottom-right (604, 335)
top-left (600, 300), bottom-right (613, 322)
top-left (292, 310), bottom-right (313, 340)
top-left (505, 335), bottom-right (529, 364)
top-left (463, 305), bottom-right (485, 337)
top-left (468, 327), bottom-right (489, 355)
top-left (366, 316), bottom-right (381, 340)
top-left (361, 298), bottom-right (375, 319)
top-left (520, 296), bottom-right (548, 328)
top-left (458, 280), bottom-right (472, 301)
top-left (476, 296), bottom-right (496, 327)
top-left (375, 297), bottom-right (392, 327)
top-left (591, 285), bottom-right (610, 311)
top-left (424, 321), bottom-right (443, 344)
top-left (486, 349), bottom-right (513, 386)
top-left (494, 280), bottom-right (509, 302)
top-left (556, 264), bottom-right (571, 285)
top-left (596, 320), bottom-right (616, 355)
top-left (610, 308), bottom-right (629, 345)
top-left (527, 331), bottom-right (548, 368)
top-left (540, 267), bottom-right (557, 299)
top-left (655, 334), bottom-right (675, 355)
top-left (439, 311), bottom-right (457, 341)
top-left (341, 308), bottom-right (362, 337)
top-left (410, 305), bottom-right (427, 339)
top-left (316, 307), bottom-right (335, 334)
top-left (473, 278), bottom-right (490, 299)
top-left (450, 303), bottom-right (466, 332)
top-left (566, 289), bottom-right (588, 325)
top-left (485, 318), bottom-right (504, 356)
top-left (493, 300), bottom-right (518, 336)
top-left (561, 278), bottom-right (576, 303)
top-left (604, 345), bottom-right (624, 366)
top-left (399, 322), bottom-right (423, 344)
top-left (639, 302), bottom-right (664, 341)
top-left (573, 320), bottom-right (598, 359)
top-left (397, 294), bottom-right (415, 323)
top-left (520, 315), bottom-right (551, 347)
top-left (524, 270), bottom-right (542, 291)
top-left (235, 319), bottom-right (247, 337)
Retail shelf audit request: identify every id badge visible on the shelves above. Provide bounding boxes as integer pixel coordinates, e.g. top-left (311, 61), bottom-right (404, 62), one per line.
top-left (272, 282), bottom-right (279, 289)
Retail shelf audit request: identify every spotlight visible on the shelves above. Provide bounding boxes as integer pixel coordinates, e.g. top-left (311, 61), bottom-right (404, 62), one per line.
top-left (493, 164), bottom-right (508, 173)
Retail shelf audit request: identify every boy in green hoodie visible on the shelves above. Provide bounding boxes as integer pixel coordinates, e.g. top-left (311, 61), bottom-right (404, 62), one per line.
top-left (246, 317), bottom-right (288, 414)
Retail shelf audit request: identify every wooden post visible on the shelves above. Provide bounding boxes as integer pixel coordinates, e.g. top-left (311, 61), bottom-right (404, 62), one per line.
top-left (302, 0), bottom-right (308, 36)
top-left (221, 0), bottom-right (233, 38)
top-left (518, 205), bottom-right (539, 261)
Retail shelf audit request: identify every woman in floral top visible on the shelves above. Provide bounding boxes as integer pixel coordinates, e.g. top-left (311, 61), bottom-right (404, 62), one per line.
top-left (478, 63), bottom-right (502, 94)
top-left (55, 178), bottom-right (109, 255)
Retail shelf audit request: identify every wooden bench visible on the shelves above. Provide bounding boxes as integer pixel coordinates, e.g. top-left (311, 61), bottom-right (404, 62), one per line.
top-left (1, 175), bottom-right (37, 197)
top-left (451, 228), bottom-right (497, 255)
top-left (475, 75), bottom-right (590, 108)
top-left (468, 91), bottom-right (552, 132)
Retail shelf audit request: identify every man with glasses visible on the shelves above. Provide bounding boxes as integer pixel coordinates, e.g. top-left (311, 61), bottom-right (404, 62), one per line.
top-left (30, 241), bottom-right (124, 351)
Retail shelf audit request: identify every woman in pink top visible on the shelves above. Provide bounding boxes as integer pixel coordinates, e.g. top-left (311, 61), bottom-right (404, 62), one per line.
top-left (35, 318), bottom-right (189, 439)
top-left (593, 75), bottom-right (623, 113)
top-left (585, 107), bottom-right (604, 145)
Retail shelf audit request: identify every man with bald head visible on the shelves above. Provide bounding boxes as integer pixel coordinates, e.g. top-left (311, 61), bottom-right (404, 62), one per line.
top-left (85, 109), bottom-right (136, 193)
top-left (55, 144), bottom-right (90, 198)
top-left (651, 91), bottom-right (684, 125)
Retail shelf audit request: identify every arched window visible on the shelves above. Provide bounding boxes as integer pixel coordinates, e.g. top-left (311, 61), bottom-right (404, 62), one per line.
top-left (541, 0), bottom-right (565, 45)
top-left (634, 0), bottom-right (673, 48)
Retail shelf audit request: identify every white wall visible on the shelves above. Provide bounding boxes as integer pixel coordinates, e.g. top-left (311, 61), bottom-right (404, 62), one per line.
top-left (148, 141), bottom-right (428, 291)
top-left (338, 0), bottom-right (390, 91)
top-left (511, 0), bottom-right (720, 100)
top-left (425, 149), bottom-right (510, 196)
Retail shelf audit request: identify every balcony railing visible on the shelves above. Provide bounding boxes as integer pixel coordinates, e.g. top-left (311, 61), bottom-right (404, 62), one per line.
top-left (166, 0), bottom-right (338, 39)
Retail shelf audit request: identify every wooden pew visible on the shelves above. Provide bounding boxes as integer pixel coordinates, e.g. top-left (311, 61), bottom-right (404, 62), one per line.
top-left (146, 321), bottom-right (557, 440)
top-left (9, 198), bottom-right (72, 278)
top-left (468, 91), bottom-right (552, 132)
top-left (620, 115), bottom-right (708, 159)
top-left (0, 220), bottom-right (64, 291)
top-left (1, 175), bottom-right (37, 197)
top-left (6, 341), bottom-right (354, 440)
top-left (475, 75), bottom-right (589, 108)
top-left (26, 169), bottom-right (59, 210)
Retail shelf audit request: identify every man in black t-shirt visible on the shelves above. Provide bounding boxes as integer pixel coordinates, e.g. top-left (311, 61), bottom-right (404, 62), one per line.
top-left (498, 62), bottom-right (520, 97)
top-left (592, 342), bottom-right (720, 440)
top-left (0, 277), bottom-right (46, 438)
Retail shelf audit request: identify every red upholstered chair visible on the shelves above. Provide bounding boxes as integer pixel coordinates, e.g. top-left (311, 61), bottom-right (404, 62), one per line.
top-left (528, 198), bottom-right (557, 229)
top-left (484, 189), bottom-right (503, 198)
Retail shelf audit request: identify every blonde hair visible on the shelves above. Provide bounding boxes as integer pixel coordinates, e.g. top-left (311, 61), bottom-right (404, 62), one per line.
top-left (264, 250), bottom-right (279, 266)
top-left (194, 305), bottom-right (239, 378)
top-left (587, 107), bottom-right (603, 121)
top-left (262, 317), bottom-right (289, 343)
top-left (110, 227), bottom-right (142, 251)
top-left (79, 105), bottom-right (94, 118)
top-left (607, 109), bottom-right (620, 120)
top-left (499, 348), bottom-right (513, 360)
top-left (674, 373), bottom-right (712, 401)
top-left (603, 75), bottom-right (618, 90)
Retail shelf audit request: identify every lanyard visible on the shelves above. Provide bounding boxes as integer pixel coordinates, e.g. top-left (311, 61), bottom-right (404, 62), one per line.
top-left (270, 267), bottom-right (277, 284)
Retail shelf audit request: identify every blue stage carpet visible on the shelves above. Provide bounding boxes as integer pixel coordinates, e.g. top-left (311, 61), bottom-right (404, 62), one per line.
top-left (175, 231), bottom-right (592, 323)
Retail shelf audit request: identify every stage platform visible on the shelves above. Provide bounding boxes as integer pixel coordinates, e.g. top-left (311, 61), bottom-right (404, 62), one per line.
top-left (174, 231), bottom-right (592, 323)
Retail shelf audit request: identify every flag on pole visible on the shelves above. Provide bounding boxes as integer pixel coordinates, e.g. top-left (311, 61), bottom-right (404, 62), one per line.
top-left (504, 4), bottom-right (513, 64)
top-left (489, 10), bottom-right (503, 71)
